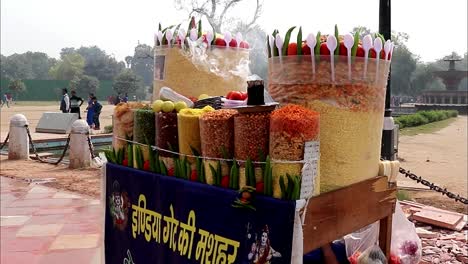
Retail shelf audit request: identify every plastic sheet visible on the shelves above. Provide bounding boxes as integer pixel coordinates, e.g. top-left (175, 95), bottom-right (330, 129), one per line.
top-left (268, 55), bottom-right (391, 193)
top-left (177, 107), bottom-right (215, 164)
top-left (112, 102), bottom-right (145, 151)
top-left (153, 46), bottom-right (250, 99)
top-left (269, 105), bottom-right (320, 198)
top-left (155, 112), bottom-right (178, 157)
top-left (234, 112), bottom-right (270, 162)
top-left (133, 109), bottom-right (155, 166)
top-left (200, 109), bottom-right (237, 184)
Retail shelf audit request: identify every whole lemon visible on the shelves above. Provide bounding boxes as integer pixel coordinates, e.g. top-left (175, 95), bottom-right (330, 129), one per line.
top-left (152, 100), bottom-right (164, 112)
top-left (161, 101), bottom-right (175, 113)
top-left (174, 101), bottom-right (188, 112)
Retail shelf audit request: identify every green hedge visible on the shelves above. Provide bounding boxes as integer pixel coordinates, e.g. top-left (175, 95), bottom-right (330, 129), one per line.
top-left (0, 79), bottom-right (115, 101)
top-left (395, 110), bottom-right (458, 129)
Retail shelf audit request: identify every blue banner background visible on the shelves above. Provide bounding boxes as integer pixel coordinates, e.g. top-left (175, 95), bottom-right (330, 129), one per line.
top-left (105, 163), bottom-right (296, 264)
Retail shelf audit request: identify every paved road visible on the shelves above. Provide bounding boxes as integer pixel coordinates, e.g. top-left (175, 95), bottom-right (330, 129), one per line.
top-left (397, 116), bottom-right (468, 195)
top-left (0, 177), bottom-right (103, 264)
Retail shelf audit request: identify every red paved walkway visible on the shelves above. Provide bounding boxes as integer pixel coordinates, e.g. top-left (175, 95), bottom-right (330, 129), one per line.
top-left (0, 177), bottom-right (103, 263)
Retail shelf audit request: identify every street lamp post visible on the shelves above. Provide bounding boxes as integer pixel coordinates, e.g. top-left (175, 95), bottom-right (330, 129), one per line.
top-left (379, 0), bottom-right (395, 161)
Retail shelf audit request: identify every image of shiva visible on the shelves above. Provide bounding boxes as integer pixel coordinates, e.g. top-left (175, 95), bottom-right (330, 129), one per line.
top-left (247, 225), bottom-right (282, 264)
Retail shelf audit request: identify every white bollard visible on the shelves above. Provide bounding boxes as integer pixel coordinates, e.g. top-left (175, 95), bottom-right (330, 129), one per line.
top-left (69, 120), bottom-right (91, 169)
top-left (8, 114), bottom-right (29, 160)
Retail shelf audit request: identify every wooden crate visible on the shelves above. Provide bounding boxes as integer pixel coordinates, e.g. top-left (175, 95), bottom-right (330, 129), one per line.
top-left (303, 176), bottom-right (397, 258)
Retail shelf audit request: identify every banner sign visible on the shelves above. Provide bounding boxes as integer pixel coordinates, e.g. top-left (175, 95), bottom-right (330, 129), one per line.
top-left (105, 163), bottom-right (296, 264)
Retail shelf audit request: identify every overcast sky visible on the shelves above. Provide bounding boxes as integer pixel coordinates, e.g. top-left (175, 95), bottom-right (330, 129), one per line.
top-left (1, 0), bottom-right (467, 62)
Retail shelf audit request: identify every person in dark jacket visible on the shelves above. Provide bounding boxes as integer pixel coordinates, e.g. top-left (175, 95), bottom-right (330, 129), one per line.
top-left (114, 94), bottom-right (122, 105)
top-left (60, 88), bottom-right (70, 113)
top-left (92, 96), bottom-right (103, 130)
top-left (70, 90), bottom-right (84, 119)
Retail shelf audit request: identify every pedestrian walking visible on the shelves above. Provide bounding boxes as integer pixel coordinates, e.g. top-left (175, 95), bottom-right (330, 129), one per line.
top-left (70, 90), bottom-right (84, 119)
top-left (92, 96), bottom-right (102, 130)
top-left (60, 88), bottom-right (70, 113)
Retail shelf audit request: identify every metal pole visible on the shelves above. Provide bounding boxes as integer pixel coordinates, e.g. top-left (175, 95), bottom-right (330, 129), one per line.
top-left (379, 0), bottom-right (395, 160)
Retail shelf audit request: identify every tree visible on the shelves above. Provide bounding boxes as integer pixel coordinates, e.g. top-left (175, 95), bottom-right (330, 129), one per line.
top-left (60, 47), bottom-right (77, 59)
top-left (29, 52), bottom-right (57, 79)
top-left (2, 54), bottom-right (35, 80)
top-left (351, 26), bottom-right (373, 39)
top-left (113, 69), bottom-right (143, 95)
top-left (125, 56), bottom-right (133, 68)
top-left (70, 75), bottom-right (100, 95)
top-left (59, 46), bottom-right (125, 80)
top-left (75, 46), bottom-right (125, 80)
top-left (130, 44), bottom-right (154, 86)
top-left (8, 79), bottom-right (27, 97)
top-left (0, 55), bottom-right (7, 79)
top-left (410, 60), bottom-right (451, 94)
top-left (49, 53), bottom-right (85, 80)
top-left (392, 32), bottom-right (410, 46)
top-left (391, 44), bottom-right (418, 95)
top-left (0, 52), bottom-right (56, 80)
top-left (175, 0), bottom-right (262, 33)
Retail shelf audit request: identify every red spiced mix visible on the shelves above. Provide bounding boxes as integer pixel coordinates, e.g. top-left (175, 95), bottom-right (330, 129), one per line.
top-left (234, 111), bottom-right (271, 161)
top-left (200, 109), bottom-right (238, 158)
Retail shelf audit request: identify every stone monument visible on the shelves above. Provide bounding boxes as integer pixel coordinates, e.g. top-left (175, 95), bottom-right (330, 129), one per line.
top-left (35, 112), bottom-right (79, 134)
top-left (417, 55), bottom-right (468, 114)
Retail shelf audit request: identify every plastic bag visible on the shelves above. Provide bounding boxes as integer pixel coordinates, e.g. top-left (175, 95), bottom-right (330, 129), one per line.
top-left (344, 201), bottom-right (422, 264)
top-left (391, 202), bottom-right (422, 264)
top-left (344, 222), bottom-right (380, 262)
top-left (356, 245), bottom-right (387, 264)
top-left (91, 156), bottom-right (103, 168)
